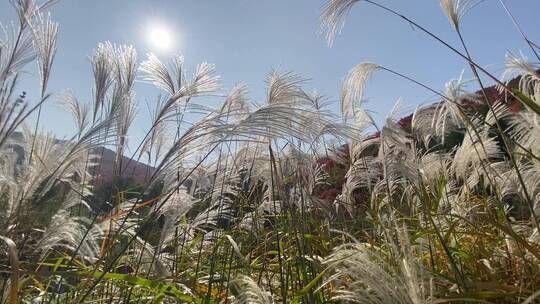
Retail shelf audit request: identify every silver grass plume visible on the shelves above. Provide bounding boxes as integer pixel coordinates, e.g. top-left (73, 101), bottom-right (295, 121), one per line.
top-left (149, 112), bottom-right (226, 186)
top-left (10, 0), bottom-right (59, 26)
top-left (335, 155), bottom-right (381, 215)
top-left (0, 22), bottom-right (35, 85)
top-left (109, 43), bottom-right (137, 89)
top-left (500, 52), bottom-right (540, 102)
top-left (230, 69), bottom-right (358, 143)
top-left (503, 110), bottom-right (540, 204)
top-left (230, 275), bottom-right (275, 304)
top-left (207, 166), bottom-right (242, 208)
top-left (220, 83), bottom-right (250, 118)
top-left (35, 199), bottom-right (103, 262)
top-left (417, 151), bottom-right (452, 192)
top-left (30, 12), bottom-right (57, 97)
top-left (139, 53), bottom-right (184, 95)
top-left (105, 43), bottom-right (138, 170)
top-left (430, 72), bottom-right (475, 141)
top-left (189, 62), bottom-right (221, 96)
top-left (171, 204), bottom-right (233, 247)
top-left (507, 111), bottom-right (540, 156)
top-left (439, 0), bottom-right (481, 30)
top-left (156, 187), bottom-right (198, 247)
top-left (303, 90), bottom-right (364, 144)
top-left (58, 90), bottom-right (89, 135)
top-left (140, 95), bottom-right (169, 165)
top-left (152, 86), bottom-right (353, 186)
top-left (231, 99), bottom-right (356, 146)
top-left (9, 0), bottom-right (38, 27)
top-left (321, 226), bottom-right (433, 304)
top-left (90, 43), bottom-right (114, 121)
top-left (23, 111), bottom-right (119, 202)
top-left (0, 128), bottom-right (97, 218)
top-left (341, 63), bottom-right (380, 120)
top-left (266, 68), bottom-right (305, 105)
top-left (139, 56), bottom-right (220, 138)
top-left (451, 121), bottom-right (502, 186)
top-left (320, 0), bottom-right (361, 46)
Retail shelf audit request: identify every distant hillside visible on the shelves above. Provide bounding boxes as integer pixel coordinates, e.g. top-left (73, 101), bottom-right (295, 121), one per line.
top-left (5, 132), bottom-right (155, 185)
top-left (89, 147), bottom-right (155, 185)
top-left (314, 74), bottom-right (527, 202)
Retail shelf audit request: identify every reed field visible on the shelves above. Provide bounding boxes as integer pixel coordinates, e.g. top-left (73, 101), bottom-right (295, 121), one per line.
top-left (0, 0), bottom-right (539, 303)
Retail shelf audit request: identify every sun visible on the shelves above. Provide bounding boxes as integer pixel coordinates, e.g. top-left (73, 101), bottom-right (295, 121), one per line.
top-left (149, 26), bottom-right (172, 51)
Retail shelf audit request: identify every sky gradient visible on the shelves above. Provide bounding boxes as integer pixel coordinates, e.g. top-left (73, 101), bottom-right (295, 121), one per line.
top-left (1, 0), bottom-right (539, 147)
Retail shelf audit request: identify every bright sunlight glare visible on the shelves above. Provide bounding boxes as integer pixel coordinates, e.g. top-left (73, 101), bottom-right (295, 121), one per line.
top-left (149, 26), bottom-right (172, 50)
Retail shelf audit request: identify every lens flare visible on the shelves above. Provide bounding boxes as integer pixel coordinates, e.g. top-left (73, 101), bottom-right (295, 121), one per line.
top-left (149, 26), bottom-right (172, 50)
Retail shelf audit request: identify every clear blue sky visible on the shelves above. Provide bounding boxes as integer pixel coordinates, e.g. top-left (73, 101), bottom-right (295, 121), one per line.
top-left (1, 0), bottom-right (539, 147)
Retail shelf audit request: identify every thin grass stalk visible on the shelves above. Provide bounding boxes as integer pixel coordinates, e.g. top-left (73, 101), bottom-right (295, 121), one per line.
top-left (193, 149), bottom-right (223, 280)
top-left (498, 0), bottom-right (540, 61)
top-left (292, 182), bottom-right (312, 302)
top-left (336, 0), bottom-right (529, 110)
top-left (268, 143), bottom-right (286, 303)
top-left (454, 25), bottom-right (540, 231)
top-left (205, 154), bottom-right (233, 303)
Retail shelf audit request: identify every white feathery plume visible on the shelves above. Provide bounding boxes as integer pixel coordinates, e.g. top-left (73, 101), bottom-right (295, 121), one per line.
top-left (90, 43), bottom-right (114, 120)
top-left (0, 128), bottom-right (95, 213)
top-left (157, 187), bottom-right (198, 247)
top-left (335, 155), bottom-right (381, 215)
top-left (451, 125), bottom-right (502, 184)
top-left (266, 68), bottom-right (305, 105)
top-left (172, 54), bottom-right (185, 90)
top-left (230, 275), bottom-right (275, 304)
top-left (418, 151), bottom-right (451, 191)
top-left (238, 211), bottom-right (263, 232)
top-left (9, 0), bottom-right (38, 27)
top-left (220, 83), bottom-right (250, 118)
top-left (58, 91), bottom-right (89, 135)
top-left (0, 22), bottom-right (35, 84)
top-left (321, 226), bottom-right (432, 304)
top-left (208, 169), bottom-right (242, 207)
top-left (139, 53), bottom-right (183, 95)
top-left (496, 159), bottom-right (540, 211)
top-left (104, 43), bottom-right (138, 169)
top-left (30, 12), bottom-right (57, 97)
top-left (24, 112), bottom-right (118, 202)
top-left (443, 71), bottom-right (472, 102)
top-left (320, 0), bottom-right (361, 46)
top-left (188, 62), bottom-right (221, 96)
top-left (170, 204), bottom-right (233, 247)
top-left (140, 96), bottom-right (170, 164)
top-left (411, 105), bottom-right (438, 146)
top-left (484, 100), bottom-right (510, 129)
top-left (507, 111), bottom-right (540, 155)
top-left (155, 187), bottom-right (197, 219)
top-left (35, 200), bottom-right (103, 262)
top-left (149, 112), bottom-right (226, 186)
top-left (439, 0), bottom-right (481, 30)
top-left (141, 59), bottom-right (219, 136)
top-left (341, 63), bottom-right (380, 120)
top-left (302, 90), bottom-right (365, 143)
top-left (414, 73), bottom-right (473, 143)
top-left (500, 52), bottom-right (540, 102)
top-left (109, 43), bottom-right (137, 90)
top-left (190, 204), bottom-right (234, 230)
